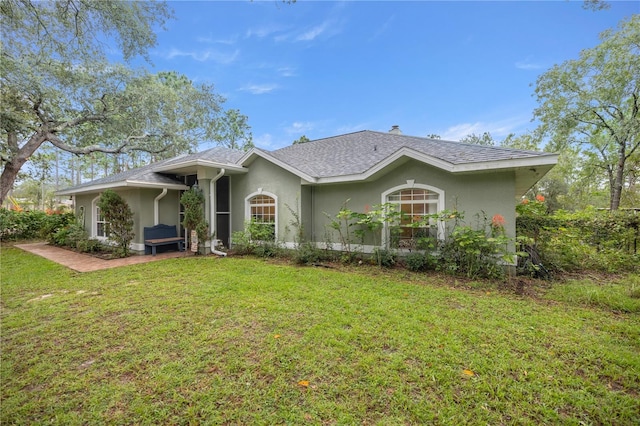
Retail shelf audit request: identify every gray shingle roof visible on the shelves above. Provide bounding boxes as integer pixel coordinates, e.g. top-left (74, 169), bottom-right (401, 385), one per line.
top-left (269, 130), bottom-right (553, 178)
top-left (60, 131), bottom-right (555, 193)
top-left (59, 147), bottom-right (244, 192)
top-left (60, 157), bottom-right (183, 191)
top-left (160, 146), bottom-right (245, 167)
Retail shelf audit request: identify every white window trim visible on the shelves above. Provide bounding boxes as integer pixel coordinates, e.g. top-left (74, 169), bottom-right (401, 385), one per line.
top-left (381, 182), bottom-right (445, 247)
top-left (91, 194), bottom-right (109, 241)
top-left (245, 190), bottom-right (278, 240)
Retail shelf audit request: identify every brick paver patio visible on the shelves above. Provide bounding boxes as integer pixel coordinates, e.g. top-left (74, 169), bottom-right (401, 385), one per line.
top-left (15, 242), bottom-right (193, 272)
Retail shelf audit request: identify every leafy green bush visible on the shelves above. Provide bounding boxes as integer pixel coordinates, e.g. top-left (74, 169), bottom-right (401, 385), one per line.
top-left (231, 220), bottom-right (280, 257)
top-left (40, 212), bottom-right (76, 239)
top-left (404, 252), bottom-right (426, 272)
top-left (254, 241), bottom-right (281, 258)
top-left (437, 213), bottom-right (514, 280)
top-left (0, 209), bottom-right (42, 240)
top-left (293, 241), bottom-right (335, 265)
top-left (438, 228), bottom-right (503, 280)
top-left (75, 237), bottom-right (104, 253)
top-left (404, 252), bottom-right (439, 272)
top-left (50, 222), bottom-right (88, 248)
top-left (49, 221), bottom-right (106, 254)
top-left (372, 248), bottom-right (396, 268)
top-left (516, 202), bottom-right (639, 273)
top-left (180, 187), bottom-right (209, 254)
top-left (0, 209), bottom-right (75, 241)
top-left (97, 190), bottom-right (134, 258)
top-left (231, 228), bottom-right (255, 255)
top-left (247, 221), bottom-right (275, 242)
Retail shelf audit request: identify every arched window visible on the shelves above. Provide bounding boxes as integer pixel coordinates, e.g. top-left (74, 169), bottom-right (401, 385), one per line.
top-left (382, 183), bottom-right (444, 249)
top-left (245, 192), bottom-right (277, 241)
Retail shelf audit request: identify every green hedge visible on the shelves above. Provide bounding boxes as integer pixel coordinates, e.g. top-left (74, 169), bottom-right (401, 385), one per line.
top-left (0, 209), bottom-right (76, 241)
top-left (516, 207), bottom-right (639, 273)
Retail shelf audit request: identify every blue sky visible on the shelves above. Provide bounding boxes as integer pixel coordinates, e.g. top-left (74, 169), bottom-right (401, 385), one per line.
top-left (146, 1), bottom-right (638, 150)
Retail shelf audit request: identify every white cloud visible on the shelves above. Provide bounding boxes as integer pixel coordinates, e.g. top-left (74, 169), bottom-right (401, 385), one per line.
top-left (204, 35), bottom-right (238, 45)
top-left (195, 33), bottom-right (238, 45)
top-left (253, 133), bottom-right (275, 149)
top-left (165, 48), bottom-right (239, 64)
top-left (239, 83), bottom-right (279, 95)
top-left (272, 16), bottom-right (344, 44)
top-left (296, 22), bottom-right (329, 42)
top-left (515, 56), bottom-right (543, 70)
top-left (440, 116), bottom-right (531, 141)
top-left (245, 24), bottom-right (284, 39)
top-left (285, 121), bottom-right (316, 135)
top-left (254, 133), bottom-right (291, 150)
top-left (441, 122), bottom-right (485, 140)
top-left (274, 33), bottom-right (292, 43)
top-left (278, 66), bottom-right (297, 77)
top-left (295, 18), bottom-right (344, 42)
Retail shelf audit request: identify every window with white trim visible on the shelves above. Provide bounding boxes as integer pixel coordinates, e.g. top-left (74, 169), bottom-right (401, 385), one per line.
top-left (95, 207), bottom-right (110, 239)
top-left (383, 184), bottom-right (444, 249)
top-left (246, 193), bottom-right (276, 241)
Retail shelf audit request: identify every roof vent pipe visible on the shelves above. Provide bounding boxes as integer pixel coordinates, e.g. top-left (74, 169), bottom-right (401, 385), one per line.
top-left (389, 125), bottom-right (402, 135)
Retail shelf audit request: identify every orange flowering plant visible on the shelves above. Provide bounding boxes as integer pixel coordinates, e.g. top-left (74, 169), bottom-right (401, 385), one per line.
top-left (491, 213), bottom-right (506, 228)
top-left (437, 211), bottom-right (519, 280)
top-left (516, 194), bottom-right (547, 217)
top-left (490, 213), bottom-right (507, 238)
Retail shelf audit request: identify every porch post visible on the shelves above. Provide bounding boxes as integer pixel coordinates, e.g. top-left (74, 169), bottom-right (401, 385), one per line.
top-left (199, 178), bottom-right (212, 254)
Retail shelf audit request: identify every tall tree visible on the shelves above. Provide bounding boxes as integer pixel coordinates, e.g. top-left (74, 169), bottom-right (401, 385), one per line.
top-left (0, 1), bottom-right (237, 204)
top-left (582, 0), bottom-right (610, 11)
top-left (213, 109), bottom-right (254, 151)
top-left (533, 16), bottom-right (640, 210)
top-left (460, 132), bottom-right (496, 146)
top-left (292, 135), bottom-right (311, 145)
top-left (500, 132), bottom-right (540, 151)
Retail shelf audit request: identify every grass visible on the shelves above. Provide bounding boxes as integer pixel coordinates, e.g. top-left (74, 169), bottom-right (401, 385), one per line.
top-left (1, 246), bottom-right (639, 425)
top-left (544, 273), bottom-right (640, 313)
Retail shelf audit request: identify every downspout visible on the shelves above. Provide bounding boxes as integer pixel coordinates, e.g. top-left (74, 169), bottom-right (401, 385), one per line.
top-left (154, 188), bottom-right (168, 226)
top-left (91, 195), bottom-right (101, 238)
top-left (210, 169), bottom-right (227, 256)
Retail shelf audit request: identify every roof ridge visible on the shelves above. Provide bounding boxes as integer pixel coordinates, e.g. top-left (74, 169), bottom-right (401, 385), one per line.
top-left (446, 138), bottom-right (545, 154)
top-left (309, 129), bottom-right (369, 144)
top-left (364, 130), bottom-right (545, 154)
top-left (273, 130), bottom-right (371, 152)
top-left (365, 129), bottom-right (454, 143)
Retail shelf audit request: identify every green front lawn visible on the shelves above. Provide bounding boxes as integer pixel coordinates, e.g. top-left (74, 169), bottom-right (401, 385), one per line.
top-left (1, 247), bottom-right (638, 424)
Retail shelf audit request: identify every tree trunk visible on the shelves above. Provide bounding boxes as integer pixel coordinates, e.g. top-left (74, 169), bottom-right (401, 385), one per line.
top-left (0, 132), bottom-right (47, 206)
top-left (610, 144), bottom-right (626, 210)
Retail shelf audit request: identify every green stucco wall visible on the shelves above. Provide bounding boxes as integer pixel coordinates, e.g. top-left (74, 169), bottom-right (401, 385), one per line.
top-left (74, 193), bottom-right (97, 234)
top-left (229, 158), bottom-right (516, 248)
top-left (72, 158), bottom-right (518, 252)
top-left (300, 185), bottom-right (313, 242)
top-left (308, 159), bottom-right (516, 245)
top-left (74, 188), bottom-right (182, 248)
top-left (231, 157), bottom-right (303, 243)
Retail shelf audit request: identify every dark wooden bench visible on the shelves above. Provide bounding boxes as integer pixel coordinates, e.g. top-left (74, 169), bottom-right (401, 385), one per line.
top-left (144, 224), bottom-right (185, 256)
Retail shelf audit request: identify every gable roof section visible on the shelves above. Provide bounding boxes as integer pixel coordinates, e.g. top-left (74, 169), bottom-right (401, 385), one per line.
top-left (243, 130), bottom-right (558, 183)
top-left (152, 146), bottom-right (247, 174)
